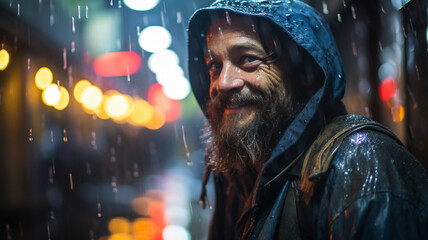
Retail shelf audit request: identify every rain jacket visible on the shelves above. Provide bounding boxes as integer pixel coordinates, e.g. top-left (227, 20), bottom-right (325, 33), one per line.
top-left (187, 0), bottom-right (428, 239)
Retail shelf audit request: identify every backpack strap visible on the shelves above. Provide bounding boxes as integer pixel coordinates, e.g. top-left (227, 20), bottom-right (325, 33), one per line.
top-left (298, 114), bottom-right (401, 202)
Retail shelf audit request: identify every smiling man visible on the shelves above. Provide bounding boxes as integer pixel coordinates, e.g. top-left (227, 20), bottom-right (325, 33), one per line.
top-left (187, 0), bottom-right (428, 239)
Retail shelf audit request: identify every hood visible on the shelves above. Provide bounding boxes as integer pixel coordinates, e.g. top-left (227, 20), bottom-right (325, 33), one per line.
top-left (187, 0), bottom-right (346, 160)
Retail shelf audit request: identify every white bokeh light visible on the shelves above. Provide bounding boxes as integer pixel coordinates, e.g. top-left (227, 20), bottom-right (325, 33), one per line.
top-left (123, 0), bottom-right (160, 11)
top-left (155, 65), bottom-right (185, 85)
top-left (148, 50), bottom-right (179, 74)
top-left (138, 26), bottom-right (172, 53)
top-left (162, 76), bottom-right (191, 100)
top-left (165, 206), bottom-right (191, 227)
top-left (42, 84), bottom-right (61, 106)
top-left (162, 225), bottom-right (191, 240)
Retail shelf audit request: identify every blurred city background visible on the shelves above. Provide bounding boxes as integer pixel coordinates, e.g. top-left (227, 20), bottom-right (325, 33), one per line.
top-left (0, 0), bottom-right (426, 239)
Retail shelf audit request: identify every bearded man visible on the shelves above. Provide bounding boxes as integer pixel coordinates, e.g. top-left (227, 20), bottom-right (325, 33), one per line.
top-left (187, 0), bottom-right (428, 239)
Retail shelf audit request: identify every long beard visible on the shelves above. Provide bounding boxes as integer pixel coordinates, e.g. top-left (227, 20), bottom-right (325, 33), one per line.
top-left (202, 87), bottom-right (303, 174)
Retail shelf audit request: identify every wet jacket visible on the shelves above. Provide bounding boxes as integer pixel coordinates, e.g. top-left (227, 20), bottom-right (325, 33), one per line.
top-left (187, 0), bottom-right (428, 239)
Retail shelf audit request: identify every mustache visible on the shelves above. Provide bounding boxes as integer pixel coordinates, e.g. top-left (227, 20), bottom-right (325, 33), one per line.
top-left (210, 91), bottom-right (265, 111)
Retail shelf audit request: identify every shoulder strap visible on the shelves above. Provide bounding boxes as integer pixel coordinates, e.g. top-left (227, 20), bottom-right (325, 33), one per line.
top-left (298, 114), bottom-right (401, 201)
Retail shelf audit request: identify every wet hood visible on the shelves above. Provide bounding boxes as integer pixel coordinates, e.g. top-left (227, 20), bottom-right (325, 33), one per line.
top-left (187, 0), bottom-right (346, 159)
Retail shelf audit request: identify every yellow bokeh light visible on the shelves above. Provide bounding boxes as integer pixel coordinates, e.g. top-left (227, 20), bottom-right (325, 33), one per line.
top-left (129, 98), bottom-right (154, 126)
top-left (108, 217), bottom-right (131, 234)
top-left (42, 84), bottom-right (61, 106)
top-left (81, 85), bottom-right (103, 110)
top-left (104, 94), bottom-right (131, 120)
top-left (35, 67), bottom-right (53, 90)
top-left (0, 49), bottom-right (10, 70)
top-left (108, 233), bottom-right (133, 240)
top-left (392, 105), bottom-right (405, 122)
top-left (73, 80), bottom-right (91, 103)
top-left (54, 87), bottom-right (70, 110)
top-left (94, 96), bottom-right (110, 120)
top-left (145, 107), bottom-right (166, 130)
top-left (133, 218), bottom-right (156, 240)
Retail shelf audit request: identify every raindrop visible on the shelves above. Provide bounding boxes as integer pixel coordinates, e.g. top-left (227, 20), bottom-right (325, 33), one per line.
top-left (50, 210), bottom-right (55, 220)
top-left (352, 41), bottom-right (358, 56)
top-left (97, 202), bottom-right (102, 217)
top-left (86, 162), bottom-right (91, 175)
top-left (118, 0), bottom-right (122, 8)
top-left (49, 166), bottom-right (53, 183)
top-left (69, 172), bottom-right (74, 191)
top-left (91, 131), bottom-right (97, 150)
top-left (72, 17), bottom-right (75, 33)
top-left (225, 10), bottom-right (231, 25)
top-left (137, 26), bottom-right (141, 36)
top-left (161, 11), bottom-right (166, 28)
top-left (89, 230), bottom-right (95, 240)
top-left (407, 86), bottom-right (418, 109)
top-left (50, 14), bottom-right (54, 26)
top-left (110, 147), bottom-right (116, 162)
top-left (6, 224), bottom-right (11, 240)
top-left (402, 25), bottom-right (407, 39)
top-left (9, 0), bottom-right (11, 7)
top-left (110, 0), bottom-right (113, 6)
top-left (177, 12), bottom-right (182, 24)
top-left (52, 158), bottom-right (56, 174)
top-left (47, 224), bottom-right (51, 240)
top-left (207, 49), bottom-right (213, 61)
top-left (218, 27), bottom-right (224, 40)
top-left (63, 129), bottom-right (68, 142)
top-left (182, 126), bottom-right (191, 166)
top-left (190, 202), bottom-right (194, 216)
top-left (351, 4), bottom-right (356, 19)
top-left (68, 66), bottom-right (73, 89)
top-left (51, 130), bottom-right (54, 142)
top-left (127, 66), bottom-right (130, 82)
top-left (117, 135), bottom-right (122, 145)
top-left (206, 192), bottom-right (212, 210)
top-left (86, 6), bottom-right (89, 18)
top-left (27, 57), bottom-right (31, 70)
top-left (252, 23), bottom-right (256, 33)
top-left (71, 41), bottom-right (75, 53)
top-left (29, 128), bottom-right (33, 141)
top-left (415, 65), bottom-right (420, 81)
top-left (17, 3), bottom-right (20, 15)
top-left (322, 1), bottom-right (328, 15)
top-left (78, 5), bottom-right (81, 19)
top-left (337, 13), bottom-right (342, 23)
top-left (378, 41), bottom-right (383, 52)
top-left (342, 0), bottom-right (347, 7)
top-left (133, 163), bottom-right (139, 177)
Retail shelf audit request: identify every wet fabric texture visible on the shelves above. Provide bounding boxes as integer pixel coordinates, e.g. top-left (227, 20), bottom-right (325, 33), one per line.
top-left (187, 0), bottom-right (428, 239)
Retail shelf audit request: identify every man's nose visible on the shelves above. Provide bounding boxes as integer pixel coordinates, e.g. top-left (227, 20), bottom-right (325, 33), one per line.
top-left (217, 62), bottom-right (244, 94)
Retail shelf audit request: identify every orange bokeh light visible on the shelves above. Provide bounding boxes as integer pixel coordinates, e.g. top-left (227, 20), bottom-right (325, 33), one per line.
top-left (148, 83), bottom-right (180, 122)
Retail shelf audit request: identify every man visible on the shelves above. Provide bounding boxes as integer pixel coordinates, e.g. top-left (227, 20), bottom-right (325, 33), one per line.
top-left (187, 0), bottom-right (428, 239)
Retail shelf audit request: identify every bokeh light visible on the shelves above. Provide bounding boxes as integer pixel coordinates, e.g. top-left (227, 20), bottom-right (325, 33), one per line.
top-left (129, 99), bottom-right (154, 126)
top-left (379, 77), bottom-right (397, 101)
top-left (35, 67), bottom-right (53, 90)
top-left (133, 218), bottom-right (157, 240)
top-left (392, 105), bottom-right (405, 122)
top-left (162, 225), bottom-right (191, 240)
top-left (73, 80), bottom-right (92, 103)
top-left (108, 233), bottom-right (133, 240)
top-left (155, 66), bottom-right (185, 86)
top-left (108, 217), bottom-right (131, 234)
top-left (148, 83), bottom-right (180, 122)
top-left (93, 51), bottom-right (141, 77)
top-left (138, 26), bottom-right (172, 53)
top-left (165, 206), bottom-right (191, 227)
top-left (162, 76), bottom-right (191, 100)
top-left (148, 50), bottom-right (179, 74)
top-left (104, 94), bottom-right (131, 120)
top-left (123, 0), bottom-right (160, 11)
top-left (0, 49), bottom-right (10, 70)
top-left (42, 84), bottom-right (61, 106)
top-left (81, 86), bottom-right (103, 110)
top-left (53, 87), bottom-right (70, 110)
top-left (145, 107), bottom-right (166, 130)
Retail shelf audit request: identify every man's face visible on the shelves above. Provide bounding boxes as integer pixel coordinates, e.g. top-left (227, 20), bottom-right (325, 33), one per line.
top-left (203, 15), bottom-right (302, 172)
top-left (205, 15), bottom-right (286, 129)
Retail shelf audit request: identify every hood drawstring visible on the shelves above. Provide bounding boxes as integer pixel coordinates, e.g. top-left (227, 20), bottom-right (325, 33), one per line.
top-left (199, 163), bottom-right (212, 209)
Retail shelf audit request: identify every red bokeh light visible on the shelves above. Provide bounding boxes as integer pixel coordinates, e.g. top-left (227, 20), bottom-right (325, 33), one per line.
top-left (93, 51), bottom-right (141, 77)
top-left (147, 83), bottom-right (181, 122)
top-left (379, 77), bottom-right (397, 101)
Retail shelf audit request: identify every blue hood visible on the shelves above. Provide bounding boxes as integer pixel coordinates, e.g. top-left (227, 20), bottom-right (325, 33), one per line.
top-left (187, 0), bottom-right (346, 160)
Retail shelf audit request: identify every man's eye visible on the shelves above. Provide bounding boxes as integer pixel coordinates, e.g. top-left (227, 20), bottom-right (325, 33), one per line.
top-left (208, 62), bottom-right (222, 71)
top-left (245, 56), bottom-right (259, 62)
